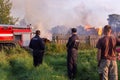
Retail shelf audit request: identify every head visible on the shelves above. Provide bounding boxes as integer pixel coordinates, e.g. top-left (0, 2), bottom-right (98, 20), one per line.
top-left (35, 30), bottom-right (40, 35)
top-left (71, 28), bottom-right (77, 34)
top-left (103, 25), bottom-right (112, 35)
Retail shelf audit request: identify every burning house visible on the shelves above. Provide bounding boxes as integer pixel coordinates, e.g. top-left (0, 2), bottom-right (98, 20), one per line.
top-left (51, 25), bottom-right (100, 47)
top-left (75, 25), bottom-right (99, 36)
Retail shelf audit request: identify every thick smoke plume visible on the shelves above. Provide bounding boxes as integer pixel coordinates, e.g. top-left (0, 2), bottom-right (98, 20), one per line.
top-left (11, 0), bottom-right (118, 39)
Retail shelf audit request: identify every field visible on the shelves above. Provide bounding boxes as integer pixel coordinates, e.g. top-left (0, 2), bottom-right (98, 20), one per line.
top-left (0, 44), bottom-right (120, 80)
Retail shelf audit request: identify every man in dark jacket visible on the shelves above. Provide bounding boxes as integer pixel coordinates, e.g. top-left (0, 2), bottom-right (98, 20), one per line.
top-left (96, 25), bottom-right (120, 80)
top-left (29, 30), bottom-right (45, 67)
top-left (66, 28), bottom-right (79, 80)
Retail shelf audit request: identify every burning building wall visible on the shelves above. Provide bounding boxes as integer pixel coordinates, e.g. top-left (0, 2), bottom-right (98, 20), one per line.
top-left (52, 25), bottom-right (99, 36)
top-left (51, 24), bottom-right (100, 47)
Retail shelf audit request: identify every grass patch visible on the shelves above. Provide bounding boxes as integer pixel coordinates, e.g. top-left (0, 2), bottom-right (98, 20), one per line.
top-left (0, 45), bottom-right (120, 80)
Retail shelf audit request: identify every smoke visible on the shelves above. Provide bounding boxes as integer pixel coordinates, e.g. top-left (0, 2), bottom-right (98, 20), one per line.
top-left (33, 23), bottom-right (52, 40)
top-left (10, 0), bottom-right (120, 39)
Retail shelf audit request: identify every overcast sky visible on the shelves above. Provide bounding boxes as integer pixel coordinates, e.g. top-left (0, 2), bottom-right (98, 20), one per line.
top-left (10, 0), bottom-right (120, 28)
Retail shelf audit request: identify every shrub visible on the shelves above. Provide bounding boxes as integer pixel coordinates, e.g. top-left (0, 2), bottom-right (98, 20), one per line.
top-left (45, 43), bottom-right (66, 55)
top-left (1, 45), bottom-right (120, 80)
top-left (79, 43), bottom-right (93, 50)
top-left (77, 49), bottom-right (98, 80)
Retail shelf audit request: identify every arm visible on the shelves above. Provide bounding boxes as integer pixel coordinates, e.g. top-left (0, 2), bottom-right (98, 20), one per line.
top-left (96, 39), bottom-right (101, 66)
top-left (66, 38), bottom-right (71, 48)
top-left (116, 38), bottom-right (120, 46)
top-left (66, 36), bottom-right (76, 48)
top-left (97, 49), bottom-right (101, 63)
top-left (29, 39), bottom-right (33, 49)
top-left (41, 40), bottom-right (45, 50)
top-left (38, 38), bottom-right (45, 50)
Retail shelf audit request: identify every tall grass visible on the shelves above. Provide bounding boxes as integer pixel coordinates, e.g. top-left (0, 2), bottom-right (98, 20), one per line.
top-left (45, 43), bottom-right (67, 55)
top-left (45, 43), bottom-right (93, 55)
top-left (0, 45), bottom-right (68, 80)
top-left (0, 44), bottom-right (120, 80)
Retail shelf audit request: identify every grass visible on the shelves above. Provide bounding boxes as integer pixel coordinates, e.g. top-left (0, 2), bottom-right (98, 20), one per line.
top-left (0, 45), bottom-right (120, 80)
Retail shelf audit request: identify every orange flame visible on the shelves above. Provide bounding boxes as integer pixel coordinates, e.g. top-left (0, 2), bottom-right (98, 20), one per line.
top-left (85, 24), bottom-right (91, 29)
top-left (97, 27), bottom-right (102, 36)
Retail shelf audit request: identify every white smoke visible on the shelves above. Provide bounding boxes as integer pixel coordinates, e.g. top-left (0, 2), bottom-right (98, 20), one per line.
top-left (10, 0), bottom-right (120, 39)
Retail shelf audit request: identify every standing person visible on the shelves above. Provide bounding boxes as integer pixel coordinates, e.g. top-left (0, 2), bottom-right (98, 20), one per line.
top-left (96, 25), bottom-right (120, 80)
top-left (29, 30), bottom-right (45, 67)
top-left (66, 28), bottom-right (79, 80)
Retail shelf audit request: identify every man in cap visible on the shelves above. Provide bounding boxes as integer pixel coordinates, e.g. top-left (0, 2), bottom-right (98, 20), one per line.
top-left (29, 30), bottom-right (45, 67)
top-left (66, 28), bottom-right (79, 80)
top-left (96, 25), bottom-right (120, 80)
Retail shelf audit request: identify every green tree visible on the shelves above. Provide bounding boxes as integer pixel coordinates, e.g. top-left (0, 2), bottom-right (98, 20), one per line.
top-left (0, 0), bottom-right (18, 24)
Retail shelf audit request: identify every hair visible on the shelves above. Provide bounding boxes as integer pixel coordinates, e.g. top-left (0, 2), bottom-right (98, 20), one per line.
top-left (35, 30), bottom-right (40, 35)
top-left (103, 25), bottom-right (111, 34)
top-left (71, 28), bottom-right (77, 33)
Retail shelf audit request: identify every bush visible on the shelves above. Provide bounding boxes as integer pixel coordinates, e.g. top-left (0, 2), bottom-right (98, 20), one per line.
top-left (0, 45), bottom-right (120, 80)
top-left (77, 49), bottom-right (98, 80)
top-left (45, 43), bottom-right (94, 55)
top-left (45, 43), bottom-right (66, 55)
top-left (79, 43), bottom-right (93, 50)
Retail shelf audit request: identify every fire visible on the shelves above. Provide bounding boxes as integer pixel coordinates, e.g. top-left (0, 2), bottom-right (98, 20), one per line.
top-left (85, 24), bottom-right (95, 32)
top-left (85, 24), bottom-right (103, 36)
top-left (97, 27), bottom-right (102, 36)
top-left (85, 24), bottom-right (91, 29)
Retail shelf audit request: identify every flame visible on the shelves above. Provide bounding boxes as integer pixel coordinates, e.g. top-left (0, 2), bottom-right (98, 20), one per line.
top-left (85, 24), bottom-right (91, 29)
top-left (85, 24), bottom-right (95, 32)
top-left (85, 25), bottom-right (103, 36)
top-left (97, 27), bottom-right (102, 36)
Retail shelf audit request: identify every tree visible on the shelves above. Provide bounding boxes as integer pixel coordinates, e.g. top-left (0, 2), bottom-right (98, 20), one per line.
top-left (0, 0), bottom-right (18, 24)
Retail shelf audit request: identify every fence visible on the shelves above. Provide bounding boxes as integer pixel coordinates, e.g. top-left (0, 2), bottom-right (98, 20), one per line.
top-left (52, 34), bottom-right (101, 47)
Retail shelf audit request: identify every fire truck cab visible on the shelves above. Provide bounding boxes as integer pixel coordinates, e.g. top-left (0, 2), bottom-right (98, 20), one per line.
top-left (0, 24), bottom-right (32, 47)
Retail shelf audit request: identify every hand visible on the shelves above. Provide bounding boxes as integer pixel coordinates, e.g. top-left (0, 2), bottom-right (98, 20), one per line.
top-left (117, 53), bottom-right (120, 60)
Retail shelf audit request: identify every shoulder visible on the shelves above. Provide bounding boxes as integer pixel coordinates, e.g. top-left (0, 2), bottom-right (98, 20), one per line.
top-left (110, 35), bottom-right (116, 39)
top-left (38, 37), bottom-right (45, 42)
top-left (31, 36), bottom-right (40, 40)
top-left (99, 36), bottom-right (108, 40)
top-left (69, 35), bottom-right (72, 39)
top-left (72, 34), bottom-right (78, 38)
top-left (97, 37), bottom-right (104, 43)
top-left (76, 34), bottom-right (79, 39)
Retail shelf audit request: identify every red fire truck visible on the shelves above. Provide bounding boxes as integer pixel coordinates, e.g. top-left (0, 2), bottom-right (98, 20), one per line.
top-left (0, 24), bottom-right (32, 47)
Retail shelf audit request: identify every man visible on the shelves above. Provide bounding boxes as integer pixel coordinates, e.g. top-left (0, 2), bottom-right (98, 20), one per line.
top-left (29, 30), bottom-right (45, 67)
top-left (96, 25), bottom-right (120, 80)
top-left (66, 28), bottom-right (79, 80)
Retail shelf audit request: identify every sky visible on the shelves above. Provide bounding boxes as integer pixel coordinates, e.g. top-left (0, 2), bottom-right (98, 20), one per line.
top-left (10, 0), bottom-right (120, 38)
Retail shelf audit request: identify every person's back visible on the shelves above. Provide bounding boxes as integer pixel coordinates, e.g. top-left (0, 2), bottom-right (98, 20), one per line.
top-left (96, 25), bottom-right (119, 80)
top-left (98, 36), bottom-right (116, 60)
top-left (67, 34), bottom-right (79, 49)
top-left (29, 35), bottom-right (45, 50)
top-left (66, 28), bottom-right (79, 80)
top-left (29, 30), bottom-right (45, 67)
